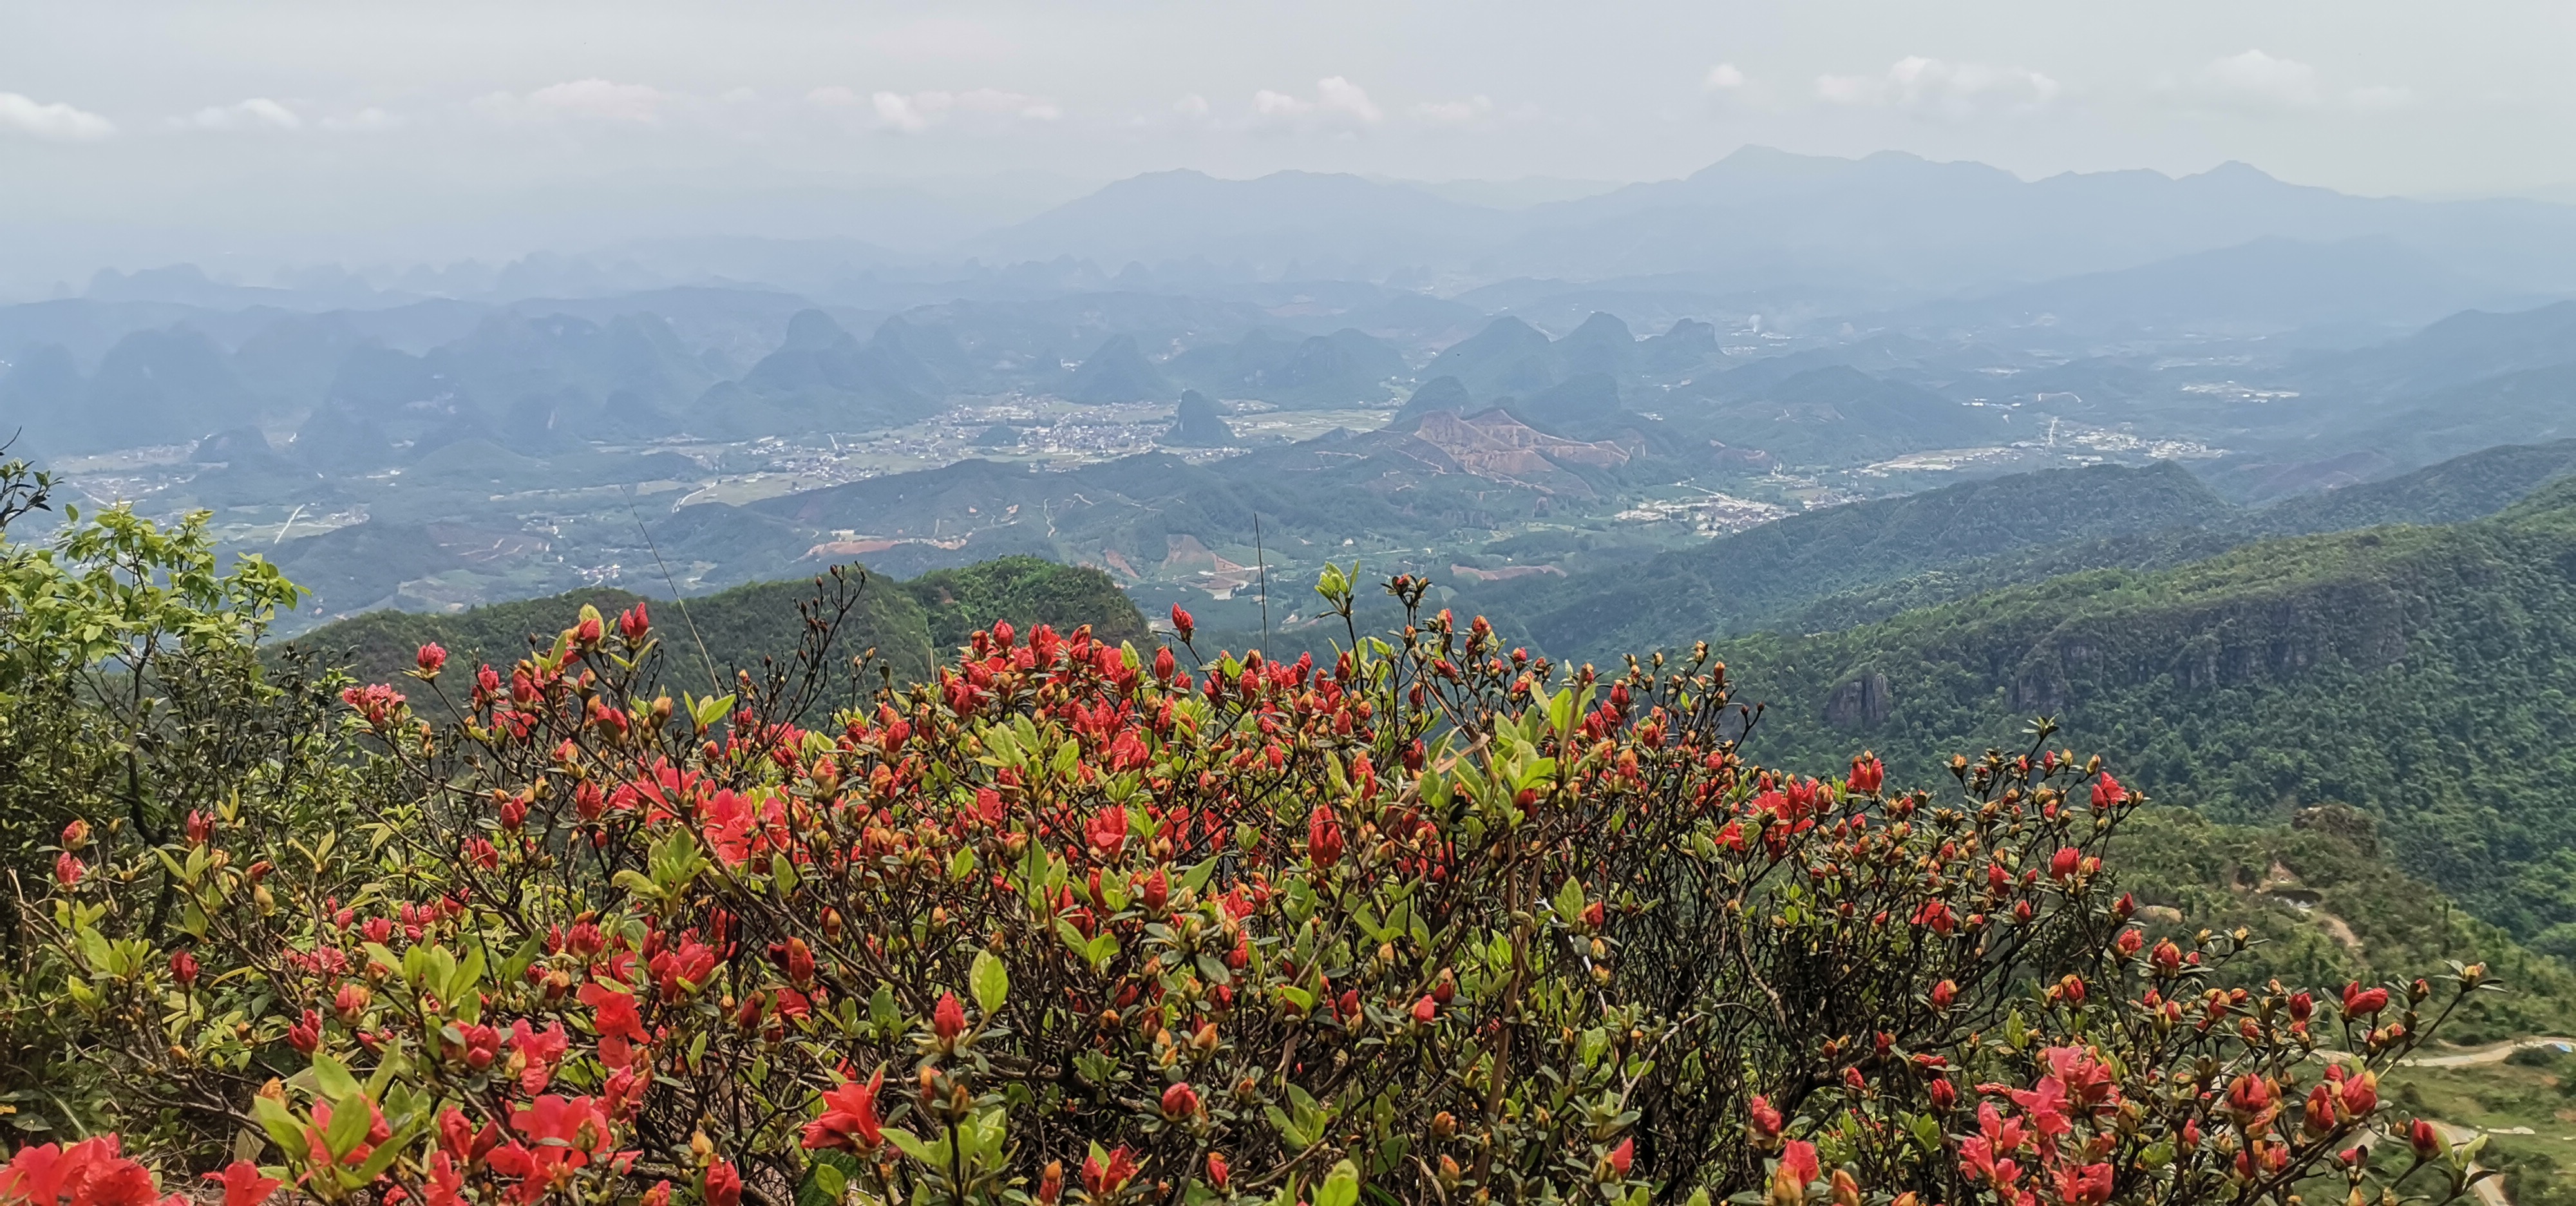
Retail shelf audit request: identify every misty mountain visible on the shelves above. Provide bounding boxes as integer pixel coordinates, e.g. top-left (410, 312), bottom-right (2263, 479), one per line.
top-left (1163, 327), bottom-right (1406, 408)
top-left (1160, 390), bottom-right (1236, 446)
top-left (967, 148), bottom-right (2576, 306)
top-left (690, 309), bottom-right (942, 435)
top-left (1066, 335), bottom-right (1174, 404)
top-left (972, 169), bottom-right (1514, 274)
top-left (1877, 237), bottom-right (2521, 338)
top-left (1657, 365), bottom-right (2014, 467)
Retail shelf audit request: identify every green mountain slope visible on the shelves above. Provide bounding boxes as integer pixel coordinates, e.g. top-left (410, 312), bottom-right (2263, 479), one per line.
top-left (1504, 439), bottom-right (2576, 665)
top-left (1697, 479), bottom-right (2576, 940)
top-left (1499, 461), bottom-right (2236, 660)
top-left (281, 557), bottom-right (1145, 698)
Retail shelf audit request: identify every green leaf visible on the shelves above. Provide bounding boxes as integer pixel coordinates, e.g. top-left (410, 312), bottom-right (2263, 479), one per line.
top-left (310, 1053), bottom-right (362, 1102)
top-left (250, 1096), bottom-right (305, 1159)
top-left (800, 1154), bottom-right (856, 1206)
top-left (971, 950), bottom-right (1009, 1018)
top-left (1554, 878), bottom-right (1588, 925)
top-left (1182, 857), bottom-right (1220, 895)
top-left (1316, 1160), bottom-right (1360, 1206)
top-left (323, 1094), bottom-right (373, 1160)
top-left (882, 1127), bottom-right (933, 1164)
top-left (870, 984), bottom-right (901, 1036)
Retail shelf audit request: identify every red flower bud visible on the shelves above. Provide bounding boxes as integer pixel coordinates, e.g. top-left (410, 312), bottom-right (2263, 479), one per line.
top-left (2343, 982), bottom-right (2390, 1017)
top-left (2340, 1070), bottom-right (2378, 1118)
top-left (1205, 1153), bottom-right (1229, 1191)
top-left (1931, 979), bottom-right (1956, 1011)
top-left (170, 948), bottom-right (200, 986)
top-left (1161, 1081), bottom-right (1200, 1119)
top-left (415, 642), bottom-right (448, 676)
top-left (1168, 607), bottom-right (1193, 640)
top-left (2409, 1118), bottom-right (2441, 1159)
top-left (619, 602), bottom-right (650, 642)
top-left (933, 991), bottom-right (967, 1042)
top-left (2090, 772), bottom-right (2126, 809)
top-left (703, 1162), bottom-right (741, 1206)
top-left (1606, 1137), bottom-right (1633, 1178)
top-left (2050, 847), bottom-right (2081, 880)
top-left (1749, 1094), bottom-right (1783, 1142)
top-left (1413, 995), bottom-right (1438, 1024)
top-left (1307, 805), bottom-right (1345, 868)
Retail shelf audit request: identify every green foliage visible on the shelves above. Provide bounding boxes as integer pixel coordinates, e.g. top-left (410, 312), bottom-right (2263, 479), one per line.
top-left (900, 555), bottom-right (1151, 652)
top-left (281, 557), bottom-right (1147, 698)
top-left (2109, 807), bottom-right (2576, 1043)
top-left (1504, 461), bottom-right (2238, 662)
top-left (0, 462), bottom-right (365, 1129)
top-left (1681, 483), bottom-right (2576, 944)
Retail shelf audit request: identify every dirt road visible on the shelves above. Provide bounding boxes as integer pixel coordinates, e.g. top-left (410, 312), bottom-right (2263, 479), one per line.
top-left (2403, 1037), bottom-right (2576, 1068)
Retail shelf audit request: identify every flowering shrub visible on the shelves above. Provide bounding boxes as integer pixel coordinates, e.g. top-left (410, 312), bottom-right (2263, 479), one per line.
top-left (12, 568), bottom-right (2501, 1206)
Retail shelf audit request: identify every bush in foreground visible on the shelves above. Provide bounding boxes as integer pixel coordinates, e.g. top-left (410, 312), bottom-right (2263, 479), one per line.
top-left (2, 513), bottom-right (2505, 1206)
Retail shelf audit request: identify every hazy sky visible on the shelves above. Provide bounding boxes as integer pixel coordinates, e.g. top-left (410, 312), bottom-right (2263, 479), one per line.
top-left (6, 0), bottom-right (2573, 274)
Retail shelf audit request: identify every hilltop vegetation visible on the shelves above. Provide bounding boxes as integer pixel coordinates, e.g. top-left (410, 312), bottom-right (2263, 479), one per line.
top-left (282, 555), bottom-right (1144, 695)
top-left (1497, 438), bottom-right (2576, 664)
top-left (1676, 477), bottom-right (2576, 941)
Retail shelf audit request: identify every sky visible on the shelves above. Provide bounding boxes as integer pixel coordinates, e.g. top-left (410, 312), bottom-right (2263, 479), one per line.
top-left (5, 0), bottom-right (2573, 279)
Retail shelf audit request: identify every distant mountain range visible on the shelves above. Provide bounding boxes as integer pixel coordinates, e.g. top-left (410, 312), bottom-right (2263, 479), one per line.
top-left (947, 148), bottom-right (2576, 307)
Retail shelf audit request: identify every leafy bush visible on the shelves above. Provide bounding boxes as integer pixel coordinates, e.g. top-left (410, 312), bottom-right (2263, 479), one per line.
top-left (0, 514), bottom-right (2510, 1206)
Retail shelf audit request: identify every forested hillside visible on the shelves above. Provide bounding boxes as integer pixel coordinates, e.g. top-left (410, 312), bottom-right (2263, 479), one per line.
top-left (1695, 479), bottom-right (2576, 943)
top-left (1499, 438), bottom-right (2576, 665)
top-left (283, 555), bottom-right (1144, 696)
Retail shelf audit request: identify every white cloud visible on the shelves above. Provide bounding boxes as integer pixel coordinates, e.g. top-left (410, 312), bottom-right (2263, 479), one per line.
top-left (1705, 63), bottom-right (1747, 91)
top-left (179, 97), bottom-right (303, 132)
top-left (1412, 95), bottom-right (1493, 125)
top-left (319, 107), bottom-right (402, 133)
top-left (475, 79), bottom-right (665, 124)
top-left (1816, 57), bottom-right (2060, 119)
top-left (1251, 77), bottom-right (1383, 130)
top-left (2193, 50), bottom-right (2319, 110)
top-left (0, 91), bottom-right (114, 141)
top-left (873, 91), bottom-right (929, 131)
top-left (833, 88), bottom-right (1059, 132)
top-left (2168, 50), bottom-right (2412, 116)
top-left (1316, 77), bottom-right (1381, 124)
top-left (1173, 93), bottom-right (1212, 120)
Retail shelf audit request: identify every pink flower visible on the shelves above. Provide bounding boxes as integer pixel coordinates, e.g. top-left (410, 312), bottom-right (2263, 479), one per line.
top-left (204, 1162), bottom-right (281, 1206)
top-left (802, 1067), bottom-right (885, 1152)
